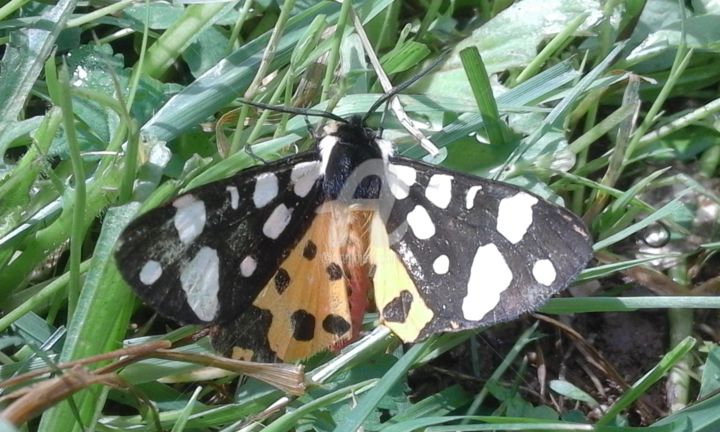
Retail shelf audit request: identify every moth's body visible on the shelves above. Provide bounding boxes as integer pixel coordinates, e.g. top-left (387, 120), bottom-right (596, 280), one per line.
top-left (116, 115), bottom-right (593, 363)
top-left (240, 117), bottom-right (389, 360)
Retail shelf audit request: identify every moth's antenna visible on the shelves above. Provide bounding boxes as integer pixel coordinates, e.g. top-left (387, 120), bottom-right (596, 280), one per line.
top-left (238, 98), bottom-right (349, 124)
top-left (361, 52), bottom-right (449, 124)
top-left (349, 9), bottom-right (446, 156)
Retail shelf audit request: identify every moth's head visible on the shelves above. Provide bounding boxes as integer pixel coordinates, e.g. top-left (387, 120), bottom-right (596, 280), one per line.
top-left (319, 116), bottom-right (393, 168)
top-left (317, 115), bottom-right (391, 199)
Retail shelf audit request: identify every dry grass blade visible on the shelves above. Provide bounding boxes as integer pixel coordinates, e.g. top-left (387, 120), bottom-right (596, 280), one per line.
top-left (349, 10), bottom-right (439, 156)
top-left (0, 367), bottom-right (124, 426)
top-left (151, 349), bottom-right (306, 395)
top-left (595, 251), bottom-right (687, 295)
top-left (0, 340), bottom-right (171, 391)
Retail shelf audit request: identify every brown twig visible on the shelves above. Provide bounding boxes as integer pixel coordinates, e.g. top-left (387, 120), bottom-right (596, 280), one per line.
top-left (0, 340), bottom-right (170, 390)
top-left (0, 367), bottom-right (124, 426)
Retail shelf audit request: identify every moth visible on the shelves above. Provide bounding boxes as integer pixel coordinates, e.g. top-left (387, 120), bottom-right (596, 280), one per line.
top-left (115, 94), bottom-right (593, 363)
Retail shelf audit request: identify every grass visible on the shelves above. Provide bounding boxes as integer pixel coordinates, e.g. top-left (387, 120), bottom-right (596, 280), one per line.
top-left (1, 0), bottom-right (720, 431)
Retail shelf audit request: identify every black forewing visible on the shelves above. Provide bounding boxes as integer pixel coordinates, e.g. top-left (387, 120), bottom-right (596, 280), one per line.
top-left (115, 151), bottom-right (324, 325)
top-left (382, 156), bottom-right (592, 340)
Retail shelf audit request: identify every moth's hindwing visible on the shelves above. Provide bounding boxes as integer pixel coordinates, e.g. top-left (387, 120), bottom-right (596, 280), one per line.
top-left (374, 157), bottom-right (592, 341)
top-left (211, 202), bottom-right (370, 362)
top-left (114, 152), bottom-right (324, 327)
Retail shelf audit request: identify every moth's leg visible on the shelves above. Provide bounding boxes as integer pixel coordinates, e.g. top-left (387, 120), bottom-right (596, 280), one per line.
top-left (377, 101), bottom-right (392, 139)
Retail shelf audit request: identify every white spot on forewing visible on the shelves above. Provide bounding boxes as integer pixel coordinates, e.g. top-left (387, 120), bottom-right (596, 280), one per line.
top-left (253, 173), bottom-right (278, 208)
top-left (533, 259), bottom-right (557, 286)
top-left (432, 255), bottom-right (449, 274)
top-left (496, 192), bottom-right (539, 244)
top-left (463, 243), bottom-right (513, 321)
top-left (291, 161), bottom-right (321, 197)
top-left (387, 164), bottom-right (416, 199)
top-left (180, 247), bottom-right (220, 322)
top-left (263, 204), bottom-right (293, 239)
top-left (425, 174), bottom-right (453, 208)
top-left (173, 195), bottom-right (206, 244)
top-left (226, 186), bottom-right (239, 209)
top-left (406, 205), bottom-right (435, 239)
top-left (240, 255), bottom-right (257, 277)
top-left (466, 185), bottom-right (483, 209)
top-left (139, 260), bottom-right (162, 285)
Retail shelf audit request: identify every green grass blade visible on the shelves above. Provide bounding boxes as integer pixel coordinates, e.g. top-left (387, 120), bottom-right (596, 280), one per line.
top-left (171, 386), bottom-right (203, 432)
top-left (37, 205), bottom-right (140, 431)
top-left (334, 338), bottom-right (435, 431)
top-left (0, 0), bottom-right (74, 154)
top-left (263, 380), bottom-right (376, 432)
top-left (460, 47), bottom-right (507, 150)
top-left (540, 296), bottom-right (720, 315)
top-left (593, 196), bottom-right (687, 251)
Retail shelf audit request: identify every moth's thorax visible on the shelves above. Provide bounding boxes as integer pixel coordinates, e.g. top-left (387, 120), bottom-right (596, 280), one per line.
top-left (319, 117), bottom-right (391, 201)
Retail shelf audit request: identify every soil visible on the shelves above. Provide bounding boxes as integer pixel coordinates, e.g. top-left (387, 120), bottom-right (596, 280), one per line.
top-left (413, 300), bottom-right (671, 426)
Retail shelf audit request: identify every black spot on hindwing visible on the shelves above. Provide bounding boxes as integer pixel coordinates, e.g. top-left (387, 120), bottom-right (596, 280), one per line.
top-left (303, 240), bottom-right (317, 260)
top-left (326, 263), bottom-right (343, 281)
top-left (322, 314), bottom-right (351, 336)
top-left (210, 306), bottom-right (277, 362)
top-left (275, 268), bottom-right (290, 294)
top-left (291, 309), bottom-right (316, 341)
top-left (382, 290), bottom-right (414, 323)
